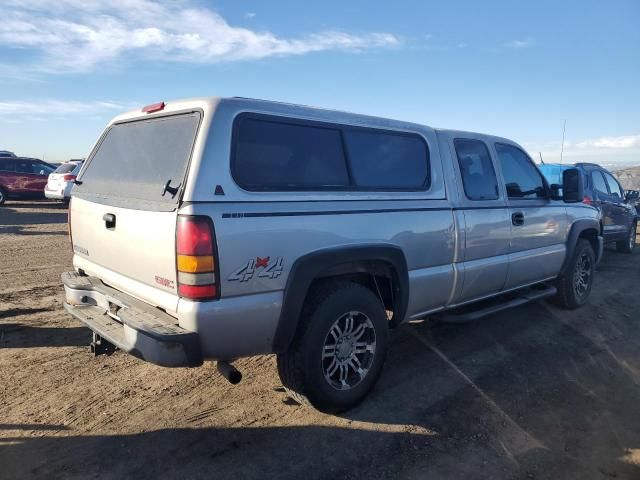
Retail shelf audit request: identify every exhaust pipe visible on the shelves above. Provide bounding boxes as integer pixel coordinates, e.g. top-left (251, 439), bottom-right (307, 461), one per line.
top-left (217, 361), bottom-right (242, 384)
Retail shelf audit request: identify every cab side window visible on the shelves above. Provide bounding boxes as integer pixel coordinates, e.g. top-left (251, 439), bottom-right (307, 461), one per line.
top-left (603, 172), bottom-right (623, 199)
top-left (454, 139), bottom-right (499, 200)
top-left (592, 171), bottom-right (609, 197)
top-left (495, 143), bottom-right (545, 199)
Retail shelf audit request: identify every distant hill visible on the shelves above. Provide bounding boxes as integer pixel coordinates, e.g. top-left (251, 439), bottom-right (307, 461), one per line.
top-left (614, 166), bottom-right (640, 190)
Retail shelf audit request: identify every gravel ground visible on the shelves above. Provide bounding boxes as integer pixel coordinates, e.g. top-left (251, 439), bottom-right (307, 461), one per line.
top-left (1, 200), bottom-right (639, 480)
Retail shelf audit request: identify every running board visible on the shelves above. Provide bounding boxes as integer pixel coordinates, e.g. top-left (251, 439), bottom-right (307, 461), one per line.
top-left (434, 285), bottom-right (557, 324)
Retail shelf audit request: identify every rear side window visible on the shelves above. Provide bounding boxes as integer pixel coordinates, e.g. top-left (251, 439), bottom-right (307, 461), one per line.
top-left (495, 143), bottom-right (546, 199)
top-left (232, 117), bottom-right (349, 189)
top-left (232, 114), bottom-right (429, 191)
top-left (453, 139), bottom-right (498, 200)
top-left (343, 130), bottom-right (428, 189)
top-left (77, 113), bottom-right (200, 204)
top-left (0, 160), bottom-right (15, 172)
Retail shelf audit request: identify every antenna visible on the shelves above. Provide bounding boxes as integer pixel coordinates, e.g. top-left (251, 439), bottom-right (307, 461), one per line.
top-left (560, 120), bottom-right (566, 164)
top-left (539, 152), bottom-right (545, 164)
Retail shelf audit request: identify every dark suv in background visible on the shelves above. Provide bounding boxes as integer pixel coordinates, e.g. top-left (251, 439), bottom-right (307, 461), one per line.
top-left (539, 162), bottom-right (637, 253)
top-left (0, 157), bottom-right (56, 205)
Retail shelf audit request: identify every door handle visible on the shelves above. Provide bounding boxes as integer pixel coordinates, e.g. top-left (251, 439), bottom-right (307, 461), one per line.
top-left (103, 213), bottom-right (116, 229)
top-left (512, 212), bottom-right (525, 226)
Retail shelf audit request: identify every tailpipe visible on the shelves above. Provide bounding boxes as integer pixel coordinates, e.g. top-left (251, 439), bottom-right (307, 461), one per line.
top-left (217, 361), bottom-right (242, 384)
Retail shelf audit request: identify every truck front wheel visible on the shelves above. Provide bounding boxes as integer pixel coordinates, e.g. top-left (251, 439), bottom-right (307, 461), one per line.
top-left (551, 239), bottom-right (595, 309)
top-left (277, 281), bottom-right (388, 413)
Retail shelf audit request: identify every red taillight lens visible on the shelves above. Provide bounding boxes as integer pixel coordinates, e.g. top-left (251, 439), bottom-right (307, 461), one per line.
top-left (63, 174), bottom-right (76, 182)
top-left (176, 216), bottom-right (218, 300)
top-left (583, 196), bottom-right (593, 205)
top-left (177, 217), bottom-right (214, 255)
top-left (67, 198), bottom-right (73, 249)
top-left (178, 284), bottom-right (217, 299)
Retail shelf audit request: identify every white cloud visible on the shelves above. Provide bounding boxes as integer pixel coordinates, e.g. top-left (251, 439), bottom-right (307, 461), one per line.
top-left (245, 12), bottom-right (256, 19)
top-left (525, 133), bottom-right (640, 165)
top-left (0, 99), bottom-right (130, 115)
top-left (503, 37), bottom-right (535, 48)
top-left (0, 0), bottom-right (400, 73)
top-left (574, 134), bottom-right (640, 149)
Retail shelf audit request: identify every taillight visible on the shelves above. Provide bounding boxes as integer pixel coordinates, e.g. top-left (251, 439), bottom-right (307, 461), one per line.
top-left (176, 216), bottom-right (219, 300)
top-left (583, 196), bottom-right (593, 205)
top-left (63, 174), bottom-right (76, 182)
top-left (67, 198), bottom-right (73, 249)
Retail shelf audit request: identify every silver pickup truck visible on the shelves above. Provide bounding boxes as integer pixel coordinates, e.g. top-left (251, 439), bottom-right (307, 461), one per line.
top-left (63, 97), bottom-right (603, 412)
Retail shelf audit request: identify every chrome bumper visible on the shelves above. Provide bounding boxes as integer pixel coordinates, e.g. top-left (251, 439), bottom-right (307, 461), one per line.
top-left (62, 271), bottom-right (202, 367)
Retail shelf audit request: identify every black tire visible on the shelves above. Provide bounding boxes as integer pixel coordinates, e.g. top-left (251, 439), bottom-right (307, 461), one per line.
top-left (551, 239), bottom-right (595, 309)
top-left (0, 187), bottom-right (6, 205)
top-left (277, 280), bottom-right (388, 413)
top-left (616, 223), bottom-right (636, 254)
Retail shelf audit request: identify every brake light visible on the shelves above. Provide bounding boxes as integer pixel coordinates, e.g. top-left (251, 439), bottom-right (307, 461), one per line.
top-left (63, 174), bottom-right (76, 182)
top-left (142, 101), bottom-right (165, 113)
top-left (67, 198), bottom-right (73, 250)
top-left (583, 196), bottom-right (593, 205)
top-left (176, 216), bottom-right (219, 300)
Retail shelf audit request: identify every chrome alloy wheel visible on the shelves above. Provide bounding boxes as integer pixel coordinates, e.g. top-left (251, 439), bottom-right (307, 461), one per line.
top-left (629, 224), bottom-right (637, 250)
top-left (322, 311), bottom-right (376, 391)
top-left (573, 251), bottom-right (592, 297)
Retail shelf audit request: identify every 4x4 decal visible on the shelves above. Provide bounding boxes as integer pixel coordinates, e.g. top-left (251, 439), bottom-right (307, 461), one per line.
top-left (228, 256), bottom-right (284, 282)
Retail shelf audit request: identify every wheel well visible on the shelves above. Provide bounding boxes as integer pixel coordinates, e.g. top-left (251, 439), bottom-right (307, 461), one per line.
top-left (306, 260), bottom-right (400, 325)
top-left (579, 227), bottom-right (600, 255)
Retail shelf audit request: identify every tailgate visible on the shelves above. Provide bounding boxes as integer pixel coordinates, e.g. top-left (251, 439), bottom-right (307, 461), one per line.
top-left (71, 197), bottom-right (179, 311)
top-left (70, 110), bottom-right (202, 313)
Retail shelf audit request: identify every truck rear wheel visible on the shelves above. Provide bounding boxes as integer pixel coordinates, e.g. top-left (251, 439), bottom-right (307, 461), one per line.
top-left (277, 281), bottom-right (388, 413)
top-left (551, 239), bottom-right (595, 309)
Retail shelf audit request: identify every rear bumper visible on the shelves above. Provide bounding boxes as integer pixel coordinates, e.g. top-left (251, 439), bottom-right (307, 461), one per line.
top-left (44, 189), bottom-right (64, 199)
top-left (44, 184), bottom-right (71, 199)
top-left (62, 271), bottom-right (202, 367)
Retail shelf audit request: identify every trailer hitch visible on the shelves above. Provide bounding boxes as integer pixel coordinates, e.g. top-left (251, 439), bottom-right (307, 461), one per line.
top-left (90, 332), bottom-right (116, 356)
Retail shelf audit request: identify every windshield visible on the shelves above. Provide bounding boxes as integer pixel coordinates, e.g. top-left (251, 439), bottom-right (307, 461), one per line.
top-left (54, 163), bottom-right (79, 174)
top-left (76, 112), bottom-right (200, 205)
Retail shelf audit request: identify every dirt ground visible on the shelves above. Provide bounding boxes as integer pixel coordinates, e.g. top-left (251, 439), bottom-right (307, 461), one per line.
top-left (1, 200), bottom-right (639, 480)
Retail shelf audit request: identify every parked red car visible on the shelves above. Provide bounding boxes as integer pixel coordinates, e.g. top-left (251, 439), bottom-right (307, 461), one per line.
top-left (0, 157), bottom-right (56, 205)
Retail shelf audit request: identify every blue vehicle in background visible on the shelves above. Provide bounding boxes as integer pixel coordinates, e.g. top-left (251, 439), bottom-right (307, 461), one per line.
top-left (539, 163), bottom-right (637, 253)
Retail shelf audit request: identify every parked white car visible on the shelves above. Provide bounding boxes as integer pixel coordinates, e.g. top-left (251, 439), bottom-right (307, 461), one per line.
top-left (44, 160), bottom-right (83, 203)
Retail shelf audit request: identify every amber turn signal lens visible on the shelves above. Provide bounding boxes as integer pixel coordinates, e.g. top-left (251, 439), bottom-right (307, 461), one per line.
top-left (177, 254), bottom-right (214, 273)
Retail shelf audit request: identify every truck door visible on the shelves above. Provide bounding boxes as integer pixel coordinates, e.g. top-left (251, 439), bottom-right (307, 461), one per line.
top-left (450, 137), bottom-right (510, 304)
top-left (493, 143), bottom-right (568, 290)
top-left (591, 170), bottom-right (620, 242)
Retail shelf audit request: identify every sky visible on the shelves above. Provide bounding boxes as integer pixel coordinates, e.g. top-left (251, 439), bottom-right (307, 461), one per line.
top-left (0, 0), bottom-right (639, 167)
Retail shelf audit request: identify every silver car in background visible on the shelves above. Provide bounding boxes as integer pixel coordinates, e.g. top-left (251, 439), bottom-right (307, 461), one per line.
top-left (45, 160), bottom-right (83, 203)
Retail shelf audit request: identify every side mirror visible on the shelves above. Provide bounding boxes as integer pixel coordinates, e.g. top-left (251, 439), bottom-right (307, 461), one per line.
top-left (549, 183), bottom-right (563, 200)
top-left (625, 190), bottom-right (639, 201)
top-left (562, 168), bottom-right (583, 203)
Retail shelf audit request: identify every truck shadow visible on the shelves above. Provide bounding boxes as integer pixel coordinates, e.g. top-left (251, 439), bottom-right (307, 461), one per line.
top-left (1, 417), bottom-right (637, 479)
top-left (0, 323), bottom-right (89, 348)
top-left (0, 204), bottom-right (68, 236)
